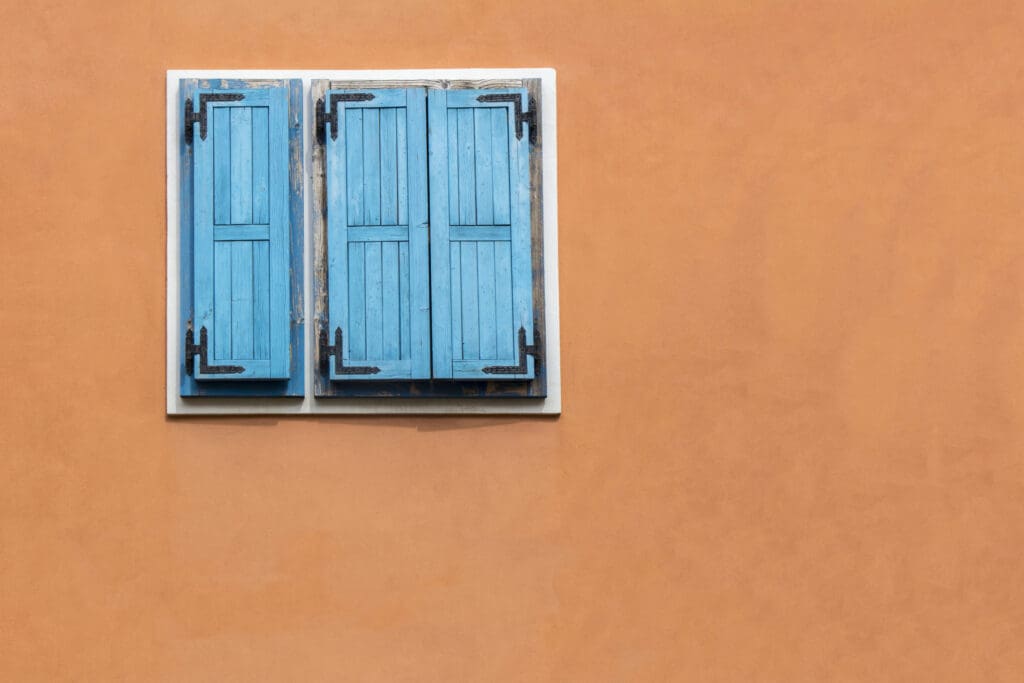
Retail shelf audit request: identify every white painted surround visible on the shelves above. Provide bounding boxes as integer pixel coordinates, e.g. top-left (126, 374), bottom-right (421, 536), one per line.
top-left (166, 69), bottom-right (560, 415)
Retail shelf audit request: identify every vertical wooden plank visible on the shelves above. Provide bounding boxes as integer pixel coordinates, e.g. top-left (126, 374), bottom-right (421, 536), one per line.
top-left (474, 108), bottom-right (494, 225)
top-left (266, 87), bottom-right (291, 378)
top-left (380, 108), bottom-right (398, 226)
top-left (230, 241), bottom-right (254, 359)
top-left (362, 108), bottom-right (381, 226)
top-left (449, 241), bottom-right (462, 360)
top-left (181, 79), bottom-right (199, 388)
top-left (523, 76), bottom-right (547, 393)
top-left (345, 108), bottom-right (363, 226)
top-left (457, 108), bottom-right (476, 225)
top-left (477, 241), bottom-right (497, 359)
top-left (492, 106), bottom-right (511, 225)
top-left (213, 106), bottom-right (231, 225)
top-left (365, 242), bottom-right (383, 360)
top-left (460, 242), bottom-right (479, 359)
top-left (399, 241), bottom-right (411, 359)
top-left (509, 87), bottom-right (535, 377)
top-left (382, 242), bottom-right (400, 360)
top-left (192, 90), bottom-right (217, 371)
top-left (406, 89), bottom-right (432, 378)
top-left (213, 240), bottom-right (232, 360)
top-left (251, 106), bottom-right (269, 224)
top-left (348, 242), bottom-right (366, 360)
top-left (447, 110), bottom-right (460, 226)
top-left (285, 77), bottom-right (305, 390)
top-left (229, 107), bottom-right (253, 225)
top-left (495, 240), bottom-right (514, 360)
top-left (253, 240), bottom-right (270, 360)
top-left (325, 87), bottom-right (349, 376)
top-left (397, 107), bottom-right (408, 226)
top-left (428, 89), bottom-right (453, 377)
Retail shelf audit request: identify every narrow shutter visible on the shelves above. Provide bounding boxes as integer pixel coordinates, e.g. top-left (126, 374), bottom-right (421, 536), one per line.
top-left (188, 85), bottom-right (292, 380)
top-left (428, 88), bottom-right (536, 380)
top-left (324, 88), bottom-right (431, 380)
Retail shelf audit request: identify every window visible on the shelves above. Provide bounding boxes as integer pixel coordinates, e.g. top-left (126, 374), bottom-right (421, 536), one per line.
top-left (312, 80), bottom-right (547, 399)
top-left (167, 70), bottom-right (559, 415)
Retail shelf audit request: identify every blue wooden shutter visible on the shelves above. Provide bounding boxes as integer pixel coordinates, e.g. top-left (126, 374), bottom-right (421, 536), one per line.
top-left (428, 88), bottom-right (536, 380)
top-left (324, 88), bottom-right (431, 380)
top-left (189, 85), bottom-right (292, 380)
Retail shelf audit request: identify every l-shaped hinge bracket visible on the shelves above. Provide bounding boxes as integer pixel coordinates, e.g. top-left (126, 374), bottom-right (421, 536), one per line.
top-left (320, 326), bottom-right (381, 376)
top-left (184, 93), bottom-right (245, 145)
top-left (316, 93), bottom-right (376, 145)
top-left (476, 93), bottom-right (537, 145)
top-left (184, 326), bottom-right (245, 376)
top-left (483, 327), bottom-right (540, 374)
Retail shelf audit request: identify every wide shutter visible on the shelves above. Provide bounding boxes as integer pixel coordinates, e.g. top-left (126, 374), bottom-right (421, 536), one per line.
top-left (427, 88), bottom-right (536, 380)
top-left (187, 85), bottom-right (292, 380)
top-left (323, 88), bottom-right (431, 380)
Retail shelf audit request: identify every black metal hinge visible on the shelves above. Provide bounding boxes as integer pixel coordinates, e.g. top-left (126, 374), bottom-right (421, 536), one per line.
top-left (316, 93), bottom-right (376, 145)
top-left (483, 327), bottom-right (540, 374)
top-left (184, 93), bottom-right (245, 145)
top-left (319, 326), bottom-right (380, 375)
top-left (476, 93), bottom-right (537, 145)
top-left (184, 326), bottom-right (245, 376)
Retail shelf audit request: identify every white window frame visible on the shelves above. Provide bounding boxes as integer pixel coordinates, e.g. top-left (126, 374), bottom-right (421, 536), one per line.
top-left (166, 69), bottom-right (560, 415)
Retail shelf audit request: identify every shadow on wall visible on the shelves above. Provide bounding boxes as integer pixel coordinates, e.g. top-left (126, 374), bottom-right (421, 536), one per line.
top-left (165, 413), bottom-right (558, 432)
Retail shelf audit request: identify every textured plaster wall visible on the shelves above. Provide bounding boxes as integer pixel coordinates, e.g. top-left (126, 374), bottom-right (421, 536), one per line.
top-left (2, 1), bottom-right (1023, 680)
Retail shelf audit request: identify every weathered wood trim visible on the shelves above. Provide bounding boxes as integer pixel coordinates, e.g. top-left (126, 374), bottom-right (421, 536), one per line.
top-left (525, 77), bottom-right (548, 397)
top-left (311, 79), bottom-right (331, 399)
top-left (324, 78), bottom-right (524, 91)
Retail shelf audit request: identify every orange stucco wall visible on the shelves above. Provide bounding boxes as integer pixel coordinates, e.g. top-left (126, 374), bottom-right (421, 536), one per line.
top-left (3, 1), bottom-right (1023, 680)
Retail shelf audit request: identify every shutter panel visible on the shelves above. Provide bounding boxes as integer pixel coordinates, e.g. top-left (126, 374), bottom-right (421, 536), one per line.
top-left (189, 85), bottom-right (291, 380)
top-left (428, 88), bottom-right (535, 380)
top-left (324, 88), bottom-right (431, 380)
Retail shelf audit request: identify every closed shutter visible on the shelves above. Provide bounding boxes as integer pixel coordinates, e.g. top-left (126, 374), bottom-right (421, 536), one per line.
top-left (323, 88), bottom-right (431, 380)
top-left (427, 88), bottom-right (536, 380)
top-left (187, 85), bottom-right (292, 380)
